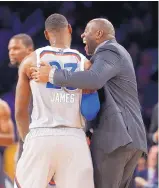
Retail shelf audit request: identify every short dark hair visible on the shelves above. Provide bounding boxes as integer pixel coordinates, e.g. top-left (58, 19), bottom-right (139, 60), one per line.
top-left (45, 13), bottom-right (68, 31)
top-left (11, 34), bottom-right (34, 49)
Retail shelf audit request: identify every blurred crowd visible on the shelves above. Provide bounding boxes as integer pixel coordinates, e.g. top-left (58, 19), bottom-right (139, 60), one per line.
top-left (0, 1), bottom-right (158, 188)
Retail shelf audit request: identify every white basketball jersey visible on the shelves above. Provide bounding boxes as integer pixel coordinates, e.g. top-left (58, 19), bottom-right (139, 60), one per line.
top-left (29, 46), bottom-right (86, 129)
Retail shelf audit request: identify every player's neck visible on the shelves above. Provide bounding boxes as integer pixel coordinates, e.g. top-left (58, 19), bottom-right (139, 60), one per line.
top-left (50, 42), bottom-right (70, 49)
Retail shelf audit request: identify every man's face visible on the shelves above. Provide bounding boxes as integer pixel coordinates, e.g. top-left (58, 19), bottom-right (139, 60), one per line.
top-left (81, 21), bottom-right (98, 56)
top-left (8, 38), bottom-right (31, 66)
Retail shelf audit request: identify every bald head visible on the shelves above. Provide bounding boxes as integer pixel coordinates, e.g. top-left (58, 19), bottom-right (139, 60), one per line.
top-left (90, 18), bottom-right (115, 37)
top-left (81, 18), bottom-right (115, 56)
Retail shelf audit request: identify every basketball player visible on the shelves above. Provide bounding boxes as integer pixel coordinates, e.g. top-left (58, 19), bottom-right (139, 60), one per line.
top-left (8, 34), bottom-right (57, 188)
top-left (8, 33), bottom-right (34, 161)
top-left (9, 34), bottom-right (34, 68)
top-left (0, 99), bottom-right (14, 188)
top-left (0, 99), bottom-right (14, 147)
top-left (14, 14), bottom-right (95, 188)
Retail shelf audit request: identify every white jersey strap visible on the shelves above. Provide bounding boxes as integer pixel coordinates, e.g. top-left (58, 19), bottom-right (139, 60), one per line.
top-left (35, 49), bottom-right (41, 68)
top-left (79, 53), bottom-right (87, 71)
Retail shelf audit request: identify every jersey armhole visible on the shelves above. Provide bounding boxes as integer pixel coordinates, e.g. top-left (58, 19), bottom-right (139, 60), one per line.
top-left (35, 49), bottom-right (41, 68)
top-left (79, 54), bottom-right (86, 71)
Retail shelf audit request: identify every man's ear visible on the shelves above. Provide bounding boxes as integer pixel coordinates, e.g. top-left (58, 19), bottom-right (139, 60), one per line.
top-left (44, 30), bottom-right (49, 41)
top-left (27, 47), bottom-right (34, 54)
top-left (68, 24), bottom-right (72, 34)
top-left (96, 30), bottom-right (104, 40)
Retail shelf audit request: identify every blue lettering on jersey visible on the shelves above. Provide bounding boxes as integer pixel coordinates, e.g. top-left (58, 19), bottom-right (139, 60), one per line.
top-left (46, 61), bottom-right (77, 90)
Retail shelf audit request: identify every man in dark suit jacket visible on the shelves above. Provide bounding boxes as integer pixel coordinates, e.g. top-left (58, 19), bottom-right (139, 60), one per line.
top-left (31, 18), bottom-right (147, 188)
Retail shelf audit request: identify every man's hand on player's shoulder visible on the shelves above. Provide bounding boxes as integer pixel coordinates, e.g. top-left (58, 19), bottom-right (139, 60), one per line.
top-left (30, 61), bottom-right (52, 83)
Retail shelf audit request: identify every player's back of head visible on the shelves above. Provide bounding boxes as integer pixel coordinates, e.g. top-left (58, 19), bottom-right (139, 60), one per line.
top-left (45, 13), bottom-right (68, 31)
top-left (44, 14), bottom-right (72, 48)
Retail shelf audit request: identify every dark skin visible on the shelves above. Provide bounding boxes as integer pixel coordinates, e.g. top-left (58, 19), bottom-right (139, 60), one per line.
top-left (81, 18), bottom-right (115, 56)
top-left (44, 24), bottom-right (72, 49)
top-left (8, 38), bottom-right (33, 67)
top-left (30, 18), bottom-right (115, 83)
top-left (0, 99), bottom-right (14, 146)
top-left (16, 25), bottom-right (92, 141)
top-left (15, 53), bottom-right (35, 141)
top-left (8, 37), bottom-right (34, 149)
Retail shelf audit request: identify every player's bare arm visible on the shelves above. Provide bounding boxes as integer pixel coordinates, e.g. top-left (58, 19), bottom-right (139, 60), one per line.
top-left (15, 52), bottom-right (35, 141)
top-left (0, 99), bottom-right (15, 146)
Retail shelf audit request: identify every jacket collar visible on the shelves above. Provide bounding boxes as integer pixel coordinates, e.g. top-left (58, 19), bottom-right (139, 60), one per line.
top-left (94, 38), bottom-right (117, 54)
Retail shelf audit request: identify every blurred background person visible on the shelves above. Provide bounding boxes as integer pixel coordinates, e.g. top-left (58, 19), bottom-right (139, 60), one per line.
top-left (0, 99), bottom-right (14, 188)
top-left (134, 147), bottom-right (158, 188)
top-left (8, 33), bottom-right (34, 161)
top-left (0, 34), bottom-right (34, 187)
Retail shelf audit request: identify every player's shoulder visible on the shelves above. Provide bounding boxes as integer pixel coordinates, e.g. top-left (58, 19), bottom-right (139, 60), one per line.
top-left (67, 48), bottom-right (80, 53)
top-left (20, 52), bottom-right (35, 67)
top-left (18, 51), bottom-right (37, 77)
top-left (66, 48), bottom-right (81, 55)
top-left (36, 46), bottom-right (62, 59)
top-left (65, 48), bottom-right (87, 61)
top-left (0, 99), bottom-right (7, 108)
top-left (0, 99), bottom-right (10, 115)
top-left (35, 46), bottom-right (50, 53)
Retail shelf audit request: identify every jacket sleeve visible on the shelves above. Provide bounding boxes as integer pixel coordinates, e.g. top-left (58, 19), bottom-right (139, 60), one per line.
top-left (53, 49), bottom-right (121, 90)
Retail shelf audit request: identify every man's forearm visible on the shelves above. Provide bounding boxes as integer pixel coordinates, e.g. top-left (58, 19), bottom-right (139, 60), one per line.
top-left (0, 133), bottom-right (14, 146)
top-left (53, 69), bottom-right (102, 90)
top-left (52, 51), bottom-right (120, 90)
top-left (15, 113), bottom-right (29, 141)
